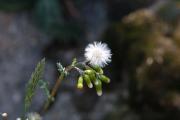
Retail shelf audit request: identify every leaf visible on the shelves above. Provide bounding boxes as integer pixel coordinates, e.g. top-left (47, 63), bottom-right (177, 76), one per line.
top-left (38, 80), bottom-right (54, 101)
top-left (71, 58), bottom-right (77, 66)
top-left (57, 62), bottom-right (64, 73)
top-left (24, 58), bottom-right (45, 113)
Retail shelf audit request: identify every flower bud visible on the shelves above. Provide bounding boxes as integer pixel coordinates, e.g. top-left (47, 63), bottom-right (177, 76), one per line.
top-left (99, 75), bottom-right (110, 83)
top-left (84, 70), bottom-right (94, 75)
top-left (77, 76), bottom-right (83, 89)
top-left (95, 80), bottom-right (102, 96)
top-left (84, 70), bottom-right (96, 81)
top-left (92, 65), bottom-right (104, 74)
top-left (92, 78), bottom-right (99, 85)
top-left (83, 74), bottom-right (93, 88)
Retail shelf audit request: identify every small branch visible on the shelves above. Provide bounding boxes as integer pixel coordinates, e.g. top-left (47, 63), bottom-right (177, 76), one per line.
top-left (40, 66), bottom-right (74, 114)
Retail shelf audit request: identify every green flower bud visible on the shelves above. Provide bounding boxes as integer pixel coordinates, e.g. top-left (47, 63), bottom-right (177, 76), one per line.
top-left (92, 78), bottom-right (99, 85)
top-left (77, 76), bottom-right (83, 89)
top-left (90, 73), bottom-right (96, 81)
top-left (95, 80), bottom-right (102, 96)
top-left (83, 74), bottom-right (93, 88)
top-left (84, 70), bottom-right (94, 75)
top-left (92, 65), bottom-right (104, 74)
top-left (84, 70), bottom-right (96, 81)
top-left (99, 75), bottom-right (110, 83)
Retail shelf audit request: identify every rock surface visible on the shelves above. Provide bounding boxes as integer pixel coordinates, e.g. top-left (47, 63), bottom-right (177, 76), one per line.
top-left (0, 11), bottom-right (51, 119)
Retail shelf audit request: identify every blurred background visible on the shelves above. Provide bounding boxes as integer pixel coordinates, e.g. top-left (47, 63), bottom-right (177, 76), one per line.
top-left (0, 0), bottom-right (180, 120)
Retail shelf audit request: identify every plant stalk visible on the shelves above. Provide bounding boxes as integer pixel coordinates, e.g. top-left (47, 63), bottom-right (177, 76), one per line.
top-left (41, 66), bottom-right (73, 114)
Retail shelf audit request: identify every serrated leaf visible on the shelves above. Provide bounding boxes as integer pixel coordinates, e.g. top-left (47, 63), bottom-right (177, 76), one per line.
top-left (38, 80), bottom-right (54, 101)
top-left (24, 58), bottom-right (45, 112)
top-left (57, 62), bottom-right (64, 73)
top-left (71, 58), bottom-right (77, 66)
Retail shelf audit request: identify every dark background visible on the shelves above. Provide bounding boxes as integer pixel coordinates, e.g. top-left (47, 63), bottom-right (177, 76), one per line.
top-left (0, 0), bottom-right (180, 120)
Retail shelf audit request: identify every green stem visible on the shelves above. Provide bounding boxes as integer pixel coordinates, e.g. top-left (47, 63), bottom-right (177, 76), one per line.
top-left (41, 65), bottom-right (74, 113)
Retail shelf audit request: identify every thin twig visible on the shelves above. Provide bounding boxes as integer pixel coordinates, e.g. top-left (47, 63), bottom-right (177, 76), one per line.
top-left (40, 66), bottom-right (74, 114)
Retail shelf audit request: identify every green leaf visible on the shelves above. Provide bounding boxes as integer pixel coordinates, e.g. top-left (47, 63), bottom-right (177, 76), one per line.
top-left (57, 62), bottom-right (64, 73)
top-left (24, 58), bottom-right (45, 113)
top-left (71, 58), bottom-right (77, 66)
top-left (38, 79), bottom-right (54, 101)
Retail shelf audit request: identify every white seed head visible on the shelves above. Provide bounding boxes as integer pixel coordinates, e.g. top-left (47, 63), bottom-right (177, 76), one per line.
top-left (16, 118), bottom-right (22, 120)
top-left (2, 113), bottom-right (8, 117)
top-left (27, 113), bottom-right (42, 120)
top-left (85, 42), bottom-right (112, 67)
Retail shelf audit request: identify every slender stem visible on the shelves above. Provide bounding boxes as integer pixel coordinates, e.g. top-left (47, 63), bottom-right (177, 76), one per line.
top-left (41, 66), bottom-right (74, 114)
top-left (50, 73), bottom-right (65, 100)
